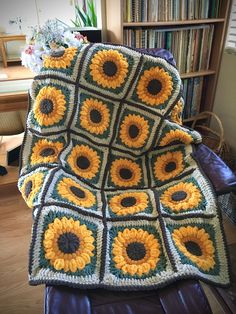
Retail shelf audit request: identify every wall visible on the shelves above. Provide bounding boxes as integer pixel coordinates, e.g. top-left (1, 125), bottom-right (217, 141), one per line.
top-left (0, 0), bottom-right (102, 58)
top-left (213, 51), bottom-right (236, 157)
top-left (0, 0), bottom-right (78, 34)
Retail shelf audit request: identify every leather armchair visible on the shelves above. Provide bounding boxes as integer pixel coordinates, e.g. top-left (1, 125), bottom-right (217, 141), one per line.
top-left (43, 47), bottom-right (236, 314)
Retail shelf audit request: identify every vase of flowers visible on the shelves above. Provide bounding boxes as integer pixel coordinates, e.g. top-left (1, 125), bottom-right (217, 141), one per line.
top-left (21, 19), bottom-right (88, 74)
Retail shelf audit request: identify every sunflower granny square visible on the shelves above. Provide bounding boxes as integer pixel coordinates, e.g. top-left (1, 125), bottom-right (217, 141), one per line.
top-left (18, 43), bottom-right (230, 290)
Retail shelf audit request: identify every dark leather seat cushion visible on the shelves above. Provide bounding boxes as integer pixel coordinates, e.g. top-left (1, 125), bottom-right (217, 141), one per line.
top-left (45, 280), bottom-right (212, 314)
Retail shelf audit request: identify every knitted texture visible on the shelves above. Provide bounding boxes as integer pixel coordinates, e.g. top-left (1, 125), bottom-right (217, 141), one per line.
top-left (18, 43), bottom-right (230, 290)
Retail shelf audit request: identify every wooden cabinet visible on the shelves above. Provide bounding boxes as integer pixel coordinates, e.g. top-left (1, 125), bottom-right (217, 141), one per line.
top-left (0, 34), bottom-right (26, 67)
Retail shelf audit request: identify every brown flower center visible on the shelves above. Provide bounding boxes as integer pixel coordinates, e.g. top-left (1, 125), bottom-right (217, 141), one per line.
top-left (70, 186), bottom-right (86, 199)
top-left (171, 191), bottom-right (187, 201)
top-left (129, 124), bottom-right (140, 139)
top-left (126, 242), bottom-right (146, 261)
top-left (103, 61), bottom-right (117, 77)
top-left (57, 232), bottom-right (80, 254)
top-left (39, 99), bottom-right (54, 114)
top-left (119, 168), bottom-right (133, 180)
top-left (40, 147), bottom-right (55, 157)
top-left (165, 161), bottom-right (176, 173)
top-left (147, 79), bottom-right (162, 95)
top-left (121, 196), bottom-right (137, 207)
top-left (76, 156), bottom-right (90, 170)
top-left (185, 241), bottom-right (202, 257)
top-left (90, 109), bottom-right (102, 124)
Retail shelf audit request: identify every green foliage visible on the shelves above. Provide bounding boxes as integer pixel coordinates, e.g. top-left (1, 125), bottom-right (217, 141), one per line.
top-left (71, 0), bottom-right (97, 28)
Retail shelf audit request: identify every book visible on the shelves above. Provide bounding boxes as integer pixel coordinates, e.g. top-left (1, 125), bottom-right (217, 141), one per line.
top-left (191, 77), bottom-right (200, 116)
top-left (206, 25), bottom-right (214, 69)
top-left (192, 28), bottom-right (201, 71)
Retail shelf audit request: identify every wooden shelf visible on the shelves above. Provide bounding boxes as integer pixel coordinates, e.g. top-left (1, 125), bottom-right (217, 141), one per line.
top-left (123, 18), bottom-right (225, 27)
top-left (6, 58), bottom-right (21, 63)
top-left (0, 91), bottom-right (28, 112)
top-left (180, 70), bottom-right (216, 79)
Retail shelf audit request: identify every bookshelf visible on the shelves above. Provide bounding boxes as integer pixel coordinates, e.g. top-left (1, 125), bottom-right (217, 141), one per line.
top-left (105, 0), bottom-right (232, 123)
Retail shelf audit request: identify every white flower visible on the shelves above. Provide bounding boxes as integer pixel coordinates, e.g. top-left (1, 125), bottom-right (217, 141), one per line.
top-left (63, 30), bottom-right (83, 47)
top-left (21, 43), bottom-right (44, 74)
top-left (21, 19), bottom-right (88, 73)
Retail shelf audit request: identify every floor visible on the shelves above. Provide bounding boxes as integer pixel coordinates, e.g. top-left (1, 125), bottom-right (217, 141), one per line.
top-left (0, 185), bottom-right (43, 314)
top-left (0, 183), bottom-right (236, 314)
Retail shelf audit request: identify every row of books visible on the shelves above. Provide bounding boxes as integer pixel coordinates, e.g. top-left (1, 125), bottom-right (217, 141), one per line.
top-left (123, 0), bottom-right (221, 22)
top-left (123, 25), bottom-right (214, 73)
top-left (182, 76), bottom-right (204, 119)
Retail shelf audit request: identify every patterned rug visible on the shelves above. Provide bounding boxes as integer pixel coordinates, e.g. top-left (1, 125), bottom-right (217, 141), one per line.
top-left (18, 43), bottom-right (230, 290)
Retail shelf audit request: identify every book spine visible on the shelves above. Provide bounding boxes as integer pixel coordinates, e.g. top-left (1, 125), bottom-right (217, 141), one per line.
top-left (190, 28), bottom-right (196, 72)
top-left (195, 77), bottom-right (203, 115)
top-left (198, 26), bottom-right (206, 70)
top-left (187, 78), bottom-right (194, 117)
top-left (193, 28), bottom-right (200, 72)
top-left (191, 77), bottom-right (200, 116)
top-left (186, 29), bottom-right (192, 72)
top-left (166, 31), bottom-right (172, 50)
top-left (206, 25), bottom-right (214, 69)
top-left (209, 0), bottom-right (216, 18)
top-left (131, 0), bottom-right (135, 22)
top-left (182, 79), bottom-right (188, 119)
top-left (123, 0), bottom-right (127, 22)
top-left (205, 0), bottom-right (210, 19)
top-left (177, 30), bottom-right (183, 71)
top-left (202, 25), bottom-right (210, 70)
top-left (189, 0), bottom-right (194, 19)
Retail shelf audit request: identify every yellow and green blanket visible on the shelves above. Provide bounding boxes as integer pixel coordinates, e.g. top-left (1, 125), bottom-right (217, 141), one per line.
top-left (18, 43), bottom-right (229, 290)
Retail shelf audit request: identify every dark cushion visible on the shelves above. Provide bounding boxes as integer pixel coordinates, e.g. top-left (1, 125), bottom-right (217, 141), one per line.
top-left (193, 144), bottom-right (236, 195)
top-left (45, 280), bottom-right (212, 314)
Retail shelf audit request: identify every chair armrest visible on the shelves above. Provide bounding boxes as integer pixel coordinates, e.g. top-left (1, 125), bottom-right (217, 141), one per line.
top-left (193, 144), bottom-right (236, 195)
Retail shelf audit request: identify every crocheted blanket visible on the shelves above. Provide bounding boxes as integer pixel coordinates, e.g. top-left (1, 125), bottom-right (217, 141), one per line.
top-left (18, 43), bottom-right (229, 290)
